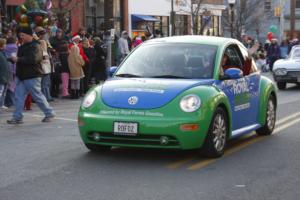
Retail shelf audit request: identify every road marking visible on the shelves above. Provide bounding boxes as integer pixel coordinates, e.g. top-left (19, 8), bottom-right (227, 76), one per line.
top-left (274, 117), bottom-right (300, 133)
top-left (186, 116), bottom-right (300, 171)
top-left (166, 157), bottom-right (196, 169)
top-left (235, 185), bottom-right (246, 188)
top-left (186, 158), bottom-right (217, 170)
top-left (276, 110), bottom-right (300, 126)
top-left (166, 112), bottom-right (300, 171)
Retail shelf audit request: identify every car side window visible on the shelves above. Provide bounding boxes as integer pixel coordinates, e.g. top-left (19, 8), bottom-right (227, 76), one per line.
top-left (226, 47), bottom-right (243, 68)
top-left (220, 46), bottom-right (243, 76)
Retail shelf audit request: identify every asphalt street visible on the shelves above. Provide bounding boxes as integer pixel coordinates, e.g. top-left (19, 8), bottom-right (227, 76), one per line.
top-left (1, 73), bottom-right (300, 200)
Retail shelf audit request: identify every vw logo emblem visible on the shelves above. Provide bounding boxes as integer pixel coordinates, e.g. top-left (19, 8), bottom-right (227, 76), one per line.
top-left (128, 96), bottom-right (138, 105)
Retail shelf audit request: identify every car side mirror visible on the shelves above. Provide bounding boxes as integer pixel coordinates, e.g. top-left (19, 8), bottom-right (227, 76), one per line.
top-left (222, 68), bottom-right (243, 80)
top-left (109, 66), bottom-right (118, 77)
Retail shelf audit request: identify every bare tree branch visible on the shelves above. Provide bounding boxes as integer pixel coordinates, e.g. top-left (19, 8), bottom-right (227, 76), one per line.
top-left (222, 0), bottom-right (271, 40)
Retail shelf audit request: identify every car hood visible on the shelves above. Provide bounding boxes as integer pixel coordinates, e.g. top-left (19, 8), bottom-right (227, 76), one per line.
top-left (274, 59), bottom-right (300, 70)
top-left (101, 78), bottom-right (214, 109)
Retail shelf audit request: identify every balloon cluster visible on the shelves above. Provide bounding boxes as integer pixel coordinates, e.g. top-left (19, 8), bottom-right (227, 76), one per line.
top-left (15, 0), bottom-right (52, 29)
top-left (267, 25), bottom-right (278, 41)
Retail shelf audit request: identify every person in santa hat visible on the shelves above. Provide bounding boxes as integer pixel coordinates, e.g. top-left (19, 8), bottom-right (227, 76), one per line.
top-left (68, 35), bottom-right (85, 99)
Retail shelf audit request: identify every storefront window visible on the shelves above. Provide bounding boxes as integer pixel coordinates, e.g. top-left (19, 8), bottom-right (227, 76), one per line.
top-left (154, 16), bottom-right (169, 37)
top-left (85, 0), bottom-right (104, 31)
top-left (131, 16), bottom-right (169, 37)
top-left (85, 0), bottom-right (122, 35)
top-left (161, 16), bottom-right (169, 37)
top-left (175, 15), bottom-right (188, 35)
top-left (212, 16), bottom-right (219, 36)
top-left (6, 6), bottom-right (17, 22)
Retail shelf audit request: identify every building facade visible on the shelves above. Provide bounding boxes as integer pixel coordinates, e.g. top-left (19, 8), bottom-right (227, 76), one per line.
top-left (126, 0), bottom-right (225, 37)
top-left (222, 0), bottom-right (300, 42)
top-left (3, 0), bottom-right (124, 35)
top-left (283, 0), bottom-right (300, 39)
top-left (3, 0), bottom-right (225, 37)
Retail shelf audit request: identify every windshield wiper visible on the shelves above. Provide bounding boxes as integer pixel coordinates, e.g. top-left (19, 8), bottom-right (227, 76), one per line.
top-left (150, 75), bottom-right (186, 79)
top-left (115, 73), bottom-right (142, 78)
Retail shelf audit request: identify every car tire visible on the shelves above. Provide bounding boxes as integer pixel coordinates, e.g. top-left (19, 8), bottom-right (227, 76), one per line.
top-left (277, 82), bottom-right (286, 90)
top-left (256, 95), bottom-right (276, 136)
top-left (202, 107), bottom-right (228, 158)
top-left (85, 143), bottom-right (111, 152)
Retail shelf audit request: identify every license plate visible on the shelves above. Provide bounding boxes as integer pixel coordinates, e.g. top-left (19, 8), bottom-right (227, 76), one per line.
top-left (113, 122), bottom-right (138, 136)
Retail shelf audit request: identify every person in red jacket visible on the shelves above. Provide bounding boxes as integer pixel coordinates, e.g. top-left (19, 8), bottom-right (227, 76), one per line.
top-left (69, 34), bottom-right (89, 63)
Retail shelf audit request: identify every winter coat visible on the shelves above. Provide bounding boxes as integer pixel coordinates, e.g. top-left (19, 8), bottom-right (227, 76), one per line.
top-left (93, 41), bottom-right (107, 75)
top-left (40, 40), bottom-right (52, 75)
top-left (68, 44), bottom-right (85, 80)
top-left (4, 43), bottom-right (18, 91)
top-left (59, 53), bottom-right (69, 73)
top-left (267, 44), bottom-right (280, 60)
top-left (83, 47), bottom-right (95, 74)
top-left (16, 40), bottom-right (44, 80)
top-left (0, 50), bottom-right (10, 84)
top-left (69, 43), bottom-right (89, 63)
top-left (118, 37), bottom-right (130, 56)
top-left (52, 39), bottom-right (69, 73)
top-left (49, 36), bottom-right (69, 53)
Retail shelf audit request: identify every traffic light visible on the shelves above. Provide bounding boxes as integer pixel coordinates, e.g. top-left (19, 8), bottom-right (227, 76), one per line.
top-left (274, 6), bottom-right (281, 17)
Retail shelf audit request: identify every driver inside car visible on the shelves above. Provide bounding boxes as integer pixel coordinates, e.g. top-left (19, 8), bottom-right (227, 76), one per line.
top-left (221, 52), bottom-right (255, 77)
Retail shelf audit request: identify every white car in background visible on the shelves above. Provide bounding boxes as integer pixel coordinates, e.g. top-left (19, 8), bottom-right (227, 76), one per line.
top-left (273, 45), bottom-right (300, 90)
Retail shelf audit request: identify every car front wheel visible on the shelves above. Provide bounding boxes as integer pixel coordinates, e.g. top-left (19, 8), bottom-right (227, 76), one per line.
top-left (277, 82), bottom-right (286, 90)
top-left (256, 95), bottom-right (276, 135)
top-left (202, 107), bottom-right (228, 158)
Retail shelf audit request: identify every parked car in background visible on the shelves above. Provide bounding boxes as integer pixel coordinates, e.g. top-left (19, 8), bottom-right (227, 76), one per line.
top-left (273, 45), bottom-right (300, 90)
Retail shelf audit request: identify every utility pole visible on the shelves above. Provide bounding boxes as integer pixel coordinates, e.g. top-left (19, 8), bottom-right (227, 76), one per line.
top-left (228, 0), bottom-right (236, 38)
top-left (171, 0), bottom-right (175, 36)
top-left (279, 0), bottom-right (285, 43)
top-left (290, 0), bottom-right (296, 39)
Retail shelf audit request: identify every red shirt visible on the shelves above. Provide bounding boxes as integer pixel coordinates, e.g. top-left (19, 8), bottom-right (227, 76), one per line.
top-left (69, 43), bottom-right (89, 63)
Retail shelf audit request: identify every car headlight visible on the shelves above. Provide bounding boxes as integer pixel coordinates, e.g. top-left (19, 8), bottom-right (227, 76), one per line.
top-left (180, 94), bottom-right (201, 112)
top-left (274, 68), bottom-right (287, 76)
top-left (82, 91), bottom-right (97, 109)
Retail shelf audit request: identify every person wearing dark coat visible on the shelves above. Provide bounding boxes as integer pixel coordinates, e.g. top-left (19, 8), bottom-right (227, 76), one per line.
top-left (7, 27), bottom-right (55, 124)
top-left (93, 37), bottom-right (107, 83)
top-left (50, 29), bottom-right (70, 98)
top-left (82, 38), bottom-right (95, 93)
top-left (0, 38), bottom-right (11, 110)
top-left (59, 40), bottom-right (70, 98)
top-left (267, 39), bottom-right (280, 72)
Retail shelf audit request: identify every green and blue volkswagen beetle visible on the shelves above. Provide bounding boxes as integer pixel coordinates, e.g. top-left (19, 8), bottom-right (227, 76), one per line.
top-left (78, 36), bottom-right (277, 158)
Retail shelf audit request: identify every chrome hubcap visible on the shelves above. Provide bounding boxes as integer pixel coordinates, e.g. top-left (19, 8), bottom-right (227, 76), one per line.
top-left (212, 114), bottom-right (227, 152)
top-left (267, 99), bottom-right (276, 130)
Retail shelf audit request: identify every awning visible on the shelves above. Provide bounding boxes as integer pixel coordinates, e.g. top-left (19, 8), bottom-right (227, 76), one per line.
top-left (131, 14), bottom-right (160, 22)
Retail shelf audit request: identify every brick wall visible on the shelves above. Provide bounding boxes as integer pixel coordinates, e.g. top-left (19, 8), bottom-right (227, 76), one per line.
top-left (123, 0), bottom-right (129, 32)
top-left (52, 0), bottom-right (85, 34)
top-left (6, 0), bottom-right (25, 5)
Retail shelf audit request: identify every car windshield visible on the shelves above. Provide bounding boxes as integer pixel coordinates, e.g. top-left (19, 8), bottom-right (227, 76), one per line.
top-left (292, 49), bottom-right (300, 59)
top-left (115, 43), bottom-right (218, 79)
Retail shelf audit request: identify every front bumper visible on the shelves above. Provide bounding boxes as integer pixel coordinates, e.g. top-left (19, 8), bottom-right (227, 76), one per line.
top-left (78, 111), bottom-right (211, 150)
top-left (273, 71), bottom-right (300, 83)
